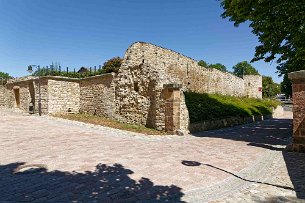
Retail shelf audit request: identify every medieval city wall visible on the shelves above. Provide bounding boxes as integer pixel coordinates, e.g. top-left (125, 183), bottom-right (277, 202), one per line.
top-left (47, 78), bottom-right (80, 114)
top-left (1, 42), bottom-right (262, 134)
top-left (243, 75), bottom-right (262, 99)
top-left (114, 42), bottom-right (261, 132)
top-left (79, 74), bottom-right (116, 118)
top-left (5, 81), bottom-right (31, 111)
top-left (0, 85), bottom-right (6, 106)
top-left (122, 42), bottom-right (248, 96)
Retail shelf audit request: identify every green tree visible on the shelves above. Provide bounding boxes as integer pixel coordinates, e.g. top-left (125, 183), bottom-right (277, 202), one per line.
top-left (101, 57), bottom-right (123, 73)
top-left (232, 61), bottom-right (259, 78)
top-left (262, 76), bottom-right (281, 98)
top-left (221, 0), bottom-right (305, 91)
top-left (0, 71), bottom-right (12, 84)
top-left (198, 60), bottom-right (208, 68)
top-left (208, 63), bottom-right (227, 72)
top-left (0, 72), bottom-right (11, 79)
top-left (281, 74), bottom-right (292, 97)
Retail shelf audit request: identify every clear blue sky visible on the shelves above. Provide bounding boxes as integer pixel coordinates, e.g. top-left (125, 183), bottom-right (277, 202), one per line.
top-left (0, 0), bottom-right (282, 83)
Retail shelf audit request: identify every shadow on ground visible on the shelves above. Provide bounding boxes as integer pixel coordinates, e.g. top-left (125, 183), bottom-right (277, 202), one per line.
top-left (191, 117), bottom-right (305, 200)
top-left (192, 118), bottom-right (293, 149)
top-left (0, 162), bottom-right (184, 202)
top-left (182, 160), bottom-right (294, 190)
top-left (283, 151), bottom-right (305, 200)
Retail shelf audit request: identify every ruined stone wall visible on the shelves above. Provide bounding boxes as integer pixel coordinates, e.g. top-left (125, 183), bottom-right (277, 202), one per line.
top-left (115, 42), bottom-right (261, 132)
top-left (48, 79), bottom-right (80, 114)
top-left (0, 86), bottom-right (6, 106)
top-left (244, 75), bottom-right (262, 99)
top-left (3, 85), bottom-right (14, 109)
top-left (79, 74), bottom-right (116, 118)
top-left (121, 42), bottom-right (248, 96)
top-left (0, 42), bottom-right (262, 135)
top-left (5, 81), bottom-right (31, 111)
top-left (33, 78), bottom-right (49, 114)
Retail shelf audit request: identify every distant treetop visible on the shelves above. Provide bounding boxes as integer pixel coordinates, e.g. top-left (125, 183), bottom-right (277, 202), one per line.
top-left (198, 60), bottom-right (208, 68)
top-left (232, 61), bottom-right (259, 78)
top-left (0, 72), bottom-right (12, 84)
top-left (102, 57), bottom-right (123, 74)
top-left (208, 63), bottom-right (227, 72)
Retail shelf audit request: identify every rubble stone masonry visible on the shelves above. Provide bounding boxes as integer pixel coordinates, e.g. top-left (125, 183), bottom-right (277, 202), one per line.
top-left (0, 85), bottom-right (6, 106)
top-left (48, 78), bottom-right (80, 114)
top-left (114, 42), bottom-right (262, 133)
top-left (1, 42), bottom-right (262, 134)
top-left (79, 74), bottom-right (116, 118)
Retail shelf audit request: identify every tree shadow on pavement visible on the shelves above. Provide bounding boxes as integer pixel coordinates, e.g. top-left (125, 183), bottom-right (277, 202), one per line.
top-left (191, 117), bottom-right (305, 200)
top-left (181, 160), bottom-right (294, 191)
top-left (0, 162), bottom-right (185, 202)
top-left (283, 151), bottom-right (305, 200)
top-left (192, 118), bottom-right (293, 149)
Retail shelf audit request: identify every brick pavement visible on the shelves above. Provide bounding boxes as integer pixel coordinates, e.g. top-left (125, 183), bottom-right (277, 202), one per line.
top-left (0, 108), bottom-right (304, 202)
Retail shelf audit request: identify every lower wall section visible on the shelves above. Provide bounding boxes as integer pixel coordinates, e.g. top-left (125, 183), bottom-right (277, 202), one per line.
top-left (79, 74), bottom-right (116, 118)
top-left (0, 86), bottom-right (6, 106)
top-left (189, 115), bottom-right (265, 133)
top-left (48, 79), bottom-right (80, 114)
top-left (189, 105), bottom-right (283, 132)
top-left (5, 82), bottom-right (31, 111)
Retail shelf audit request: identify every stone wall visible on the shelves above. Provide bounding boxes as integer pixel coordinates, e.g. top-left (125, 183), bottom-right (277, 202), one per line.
top-left (289, 71), bottom-right (305, 153)
top-left (79, 74), bottom-right (116, 118)
top-left (1, 42), bottom-right (262, 135)
top-left (48, 78), bottom-right (80, 114)
top-left (33, 78), bottom-right (48, 114)
top-left (0, 85), bottom-right (6, 106)
top-left (121, 42), bottom-right (254, 97)
top-left (114, 42), bottom-right (262, 133)
top-left (5, 81), bottom-right (31, 111)
top-left (4, 77), bottom-right (74, 114)
top-left (244, 75), bottom-right (262, 99)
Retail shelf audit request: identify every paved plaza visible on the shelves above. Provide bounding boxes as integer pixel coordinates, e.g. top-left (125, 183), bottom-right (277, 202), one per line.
top-left (0, 108), bottom-right (304, 202)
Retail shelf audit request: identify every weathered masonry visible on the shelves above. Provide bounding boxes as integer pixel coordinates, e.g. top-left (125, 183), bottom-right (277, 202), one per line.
top-left (0, 42), bottom-right (262, 134)
top-left (289, 71), bottom-right (305, 153)
top-left (0, 74), bottom-right (115, 115)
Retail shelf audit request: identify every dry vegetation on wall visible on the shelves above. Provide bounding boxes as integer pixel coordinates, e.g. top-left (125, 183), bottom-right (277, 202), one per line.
top-left (53, 113), bottom-right (168, 135)
top-left (185, 92), bottom-right (280, 123)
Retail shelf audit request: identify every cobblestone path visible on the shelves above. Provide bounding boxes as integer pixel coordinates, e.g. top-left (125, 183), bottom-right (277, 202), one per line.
top-left (0, 108), bottom-right (304, 202)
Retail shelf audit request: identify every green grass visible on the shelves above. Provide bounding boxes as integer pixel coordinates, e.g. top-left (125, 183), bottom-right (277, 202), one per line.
top-left (53, 113), bottom-right (168, 135)
top-left (184, 92), bottom-right (281, 123)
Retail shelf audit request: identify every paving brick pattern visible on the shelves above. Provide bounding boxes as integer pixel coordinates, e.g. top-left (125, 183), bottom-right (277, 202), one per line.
top-left (0, 108), bottom-right (304, 202)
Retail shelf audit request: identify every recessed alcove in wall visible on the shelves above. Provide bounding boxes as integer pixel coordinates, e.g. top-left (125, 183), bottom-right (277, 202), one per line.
top-left (134, 82), bottom-right (139, 92)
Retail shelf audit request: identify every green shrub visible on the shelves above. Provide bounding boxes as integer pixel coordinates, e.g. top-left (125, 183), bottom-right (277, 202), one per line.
top-left (184, 92), bottom-right (280, 123)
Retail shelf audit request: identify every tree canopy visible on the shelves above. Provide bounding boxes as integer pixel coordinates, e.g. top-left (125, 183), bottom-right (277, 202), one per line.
top-left (208, 63), bottom-right (227, 72)
top-left (102, 57), bottom-right (123, 73)
top-left (0, 72), bottom-right (12, 84)
top-left (0, 72), bottom-right (11, 79)
top-left (262, 76), bottom-right (280, 98)
top-left (281, 74), bottom-right (292, 97)
top-left (221, 0), bottom-right (305, 74)
top-left (198, 60), bottom-right (208, 68)
top-left (232, 61), bottom-right (259, 77)
top-left (198, 60), bottom-right (227, 72)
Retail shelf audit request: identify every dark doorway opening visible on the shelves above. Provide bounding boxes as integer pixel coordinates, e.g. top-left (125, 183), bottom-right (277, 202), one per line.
top-left (14, 88), bottom-right (20, 108)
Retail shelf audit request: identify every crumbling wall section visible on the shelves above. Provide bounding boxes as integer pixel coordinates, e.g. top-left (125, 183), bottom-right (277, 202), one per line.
top-left (5, 81), bottom-right (31, 111)
top-left (115, 42), bottom-right (261, 132)
top-left (0, 85), bottom-right (6, 106)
